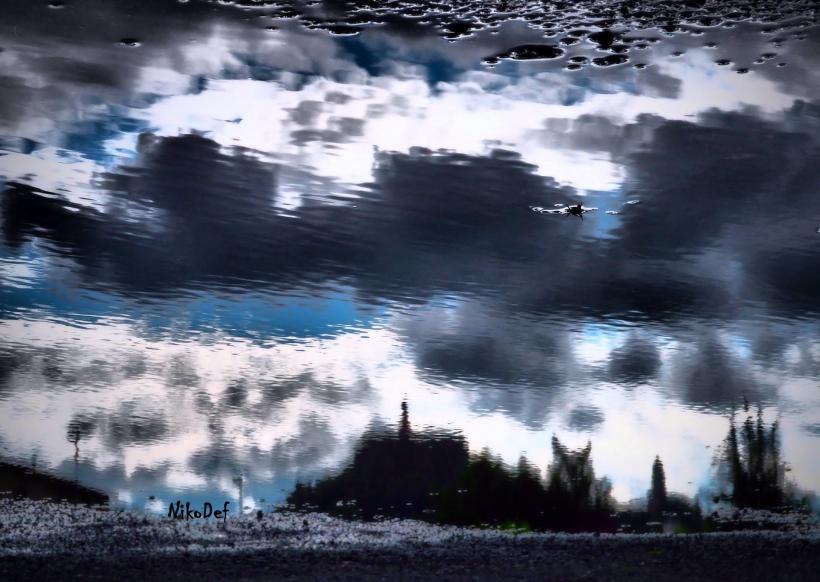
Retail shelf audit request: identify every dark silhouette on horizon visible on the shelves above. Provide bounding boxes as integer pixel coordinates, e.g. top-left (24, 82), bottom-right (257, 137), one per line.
top-left (0, 461), bottom-right (108, 505)
top-left (716, 404), bottom-right (785, 509)
top-left (286, 400), bottom-right (814, 533)
top-left (288, 402), bottom-right (614, 531)
top-left (289, 401), bottom-right (469, 520)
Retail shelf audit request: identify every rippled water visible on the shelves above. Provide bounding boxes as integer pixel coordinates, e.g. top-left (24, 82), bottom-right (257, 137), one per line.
top-left (0, 1), bottom-right (818, 517)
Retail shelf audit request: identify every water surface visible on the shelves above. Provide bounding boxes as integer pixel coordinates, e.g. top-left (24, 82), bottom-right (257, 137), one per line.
top-left (0, 0), bottom-right (818, 516)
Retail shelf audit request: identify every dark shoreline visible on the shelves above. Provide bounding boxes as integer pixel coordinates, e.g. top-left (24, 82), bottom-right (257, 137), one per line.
top-left (0, 462), bottom-right (108, 505)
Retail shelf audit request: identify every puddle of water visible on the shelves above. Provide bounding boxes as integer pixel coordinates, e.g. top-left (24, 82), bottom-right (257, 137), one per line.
top-left (0, 1), bottom-right (819, 528)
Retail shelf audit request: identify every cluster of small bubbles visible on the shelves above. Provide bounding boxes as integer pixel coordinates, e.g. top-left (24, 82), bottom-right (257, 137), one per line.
top-left (208, 1), bottom-right (820, 72)
top-left (53, 1), bottom-right (816, 70)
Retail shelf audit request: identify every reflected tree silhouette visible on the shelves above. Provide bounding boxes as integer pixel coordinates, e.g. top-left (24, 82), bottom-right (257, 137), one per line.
top-left (66, 416), bottom-right (95, 484)
top-left (718, 405), bottom-right (785, 509)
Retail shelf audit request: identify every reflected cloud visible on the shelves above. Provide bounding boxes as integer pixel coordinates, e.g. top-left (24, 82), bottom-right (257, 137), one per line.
top-left (566, 405), bottom-right (605, 432)
top-left (607, 333), bottom-right (662, 386)
top-left (2, 1), bottom-right (820, 511)
top-left (669, 334), bottom-right (771, 409)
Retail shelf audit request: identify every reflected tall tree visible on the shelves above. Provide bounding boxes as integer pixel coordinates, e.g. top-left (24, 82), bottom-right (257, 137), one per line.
top-left (647, 455), bottom-right (667, 517)
top-left (720, 407), bottom-right (784, 509)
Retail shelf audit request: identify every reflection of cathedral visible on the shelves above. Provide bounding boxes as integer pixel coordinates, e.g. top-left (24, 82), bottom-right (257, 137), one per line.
top-left (289, 401), bottom-right (469, 519)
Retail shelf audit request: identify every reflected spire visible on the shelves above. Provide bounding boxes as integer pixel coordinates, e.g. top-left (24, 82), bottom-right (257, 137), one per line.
top-left (399, 399), bottom-right (411, 441)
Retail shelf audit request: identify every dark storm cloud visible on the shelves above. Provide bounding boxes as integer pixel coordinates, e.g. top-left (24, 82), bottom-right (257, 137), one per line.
top-left (791, 342), bottom-right (820, 379)
top-left (565, 405), bottom-right (605, 432)
top-left (669, 334), bottom-right (772, 409)
top-left (222, 378), bottom-right (249, 410)
top-left (401, 303), bottom-right (576, 427)
top-left (3, 134), bottom-right (577, 302)
top-left (4, 102), bottom-right (820, 315)
top-left (0, 1), bottom-right (365, 133)
top-left (30, 56), bottom-right (130, 89)
top-left (0, 76), bottom-right (37, 124)
top-left (613, 108), bottom-right (817, 257)
top-left (532, 112), bottom-right (663, 159)
top-left (0, 346), bottom-right (24, 395)
top-left (187, 412), bottom-right (339, 478)
top-left (106, 404), bottom-right (169, 447)
top-left (747, 326), bottom-right (791, 367)
top-left (633, 65), bottom-right (682, 99)
top-left (3, 92), bottom-right (820, 413)
top-left (0, 1), bottom-right (215, 128)
top-left (405, 303), bottom-right (573, 388)
top-left (289, 101), bottom-right (325, 126)
top-left (607, 333), bottom-right (662, 385)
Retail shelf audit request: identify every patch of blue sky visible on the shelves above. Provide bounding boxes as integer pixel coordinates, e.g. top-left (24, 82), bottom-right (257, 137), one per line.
top-left (178, 287), bottom-right (380, 342)
top-left (578, 322), bottom-right (624, 348)
top-left (61, 113), bottom-right (150, 168)
top-left (1, 257), bottom-right (382, 342)
top-left (582, 187), bottom-right (625, 240)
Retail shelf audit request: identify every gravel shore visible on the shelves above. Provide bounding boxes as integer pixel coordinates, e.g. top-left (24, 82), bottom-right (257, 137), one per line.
top-left (1, 499), bottom-right (818, 581)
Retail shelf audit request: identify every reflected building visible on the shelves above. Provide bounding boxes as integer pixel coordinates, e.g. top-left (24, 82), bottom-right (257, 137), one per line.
top-left (290, 402), bottom-right (616, 531)
top-left (289, 402), bottom-right (469, 519)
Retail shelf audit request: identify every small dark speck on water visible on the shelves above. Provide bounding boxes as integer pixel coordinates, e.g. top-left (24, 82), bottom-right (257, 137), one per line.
top-left (120, 38), bottom-right (141, 47)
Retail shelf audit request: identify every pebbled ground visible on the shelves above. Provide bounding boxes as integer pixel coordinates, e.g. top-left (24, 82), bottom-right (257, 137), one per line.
top-left (1, 499), bottom-right (818, 581)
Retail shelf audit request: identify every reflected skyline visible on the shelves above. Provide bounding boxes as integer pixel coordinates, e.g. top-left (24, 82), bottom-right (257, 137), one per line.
top-left (1, 1), bottom-right (819, 514)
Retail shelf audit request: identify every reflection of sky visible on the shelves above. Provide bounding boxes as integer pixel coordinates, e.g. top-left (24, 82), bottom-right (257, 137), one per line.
top-left (1, 9), bottom-right (820, 510)
top-left (1, 316), bottom-right (817, 507)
